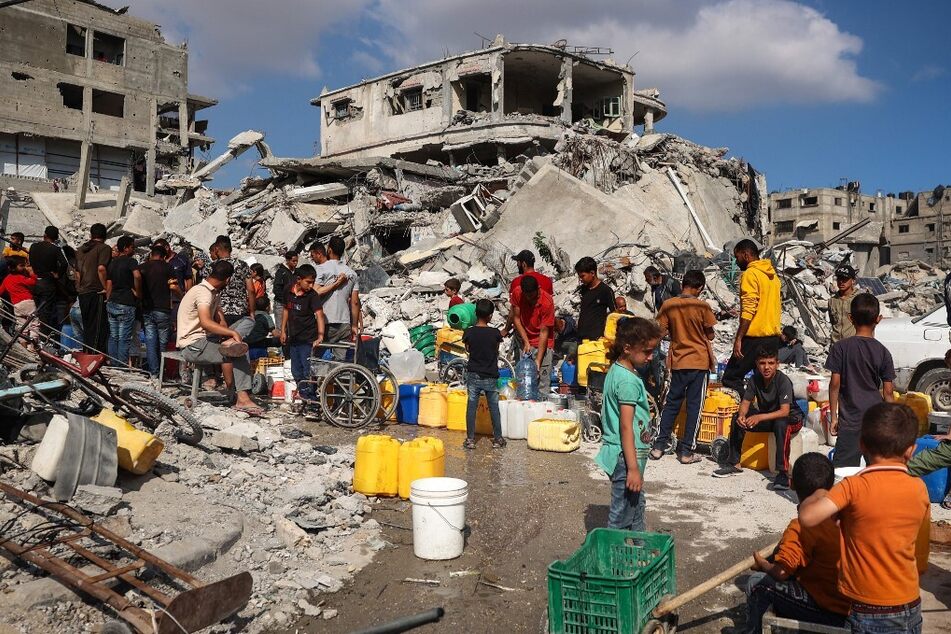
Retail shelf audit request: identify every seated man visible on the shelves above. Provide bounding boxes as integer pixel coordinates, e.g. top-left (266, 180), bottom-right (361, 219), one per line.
top-left (744, 453), bottom-right (849, 633)
top-left (177, 260), bottom-right (263, 416)
top-left (713, 346), bottom-right (804, 490)
top-left (778, 325), bottom-right (808, 367)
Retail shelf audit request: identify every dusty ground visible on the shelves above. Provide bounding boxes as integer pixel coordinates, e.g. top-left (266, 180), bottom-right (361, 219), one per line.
top-left (289, 423), bottom-right (951, 634)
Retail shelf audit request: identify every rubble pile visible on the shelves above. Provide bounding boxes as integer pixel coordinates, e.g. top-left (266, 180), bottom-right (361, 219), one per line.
top-left (0, 404), bottom-right (385, 631)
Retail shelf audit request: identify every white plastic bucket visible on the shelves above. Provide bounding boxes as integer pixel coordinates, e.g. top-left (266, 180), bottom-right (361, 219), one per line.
top-left (31, 415), bottom-right (70, 482)
top-left (834, 466), bottom-right (864, 483)
top-left (410, 477), bottom-right (469, 560)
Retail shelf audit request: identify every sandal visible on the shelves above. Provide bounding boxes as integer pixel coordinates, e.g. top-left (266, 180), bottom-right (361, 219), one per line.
top-left (678, 453), bottom-right (702, 465)
top-left (942, 493), bottom-right (951, 511)
top-left (234, 405), bottom-right (266, 418)
top-left (649, 448), bottom-right (664, 461)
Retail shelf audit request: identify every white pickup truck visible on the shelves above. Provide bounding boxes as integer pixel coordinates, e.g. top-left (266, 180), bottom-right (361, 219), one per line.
top-left (876, 303), bottom-right (951, 411)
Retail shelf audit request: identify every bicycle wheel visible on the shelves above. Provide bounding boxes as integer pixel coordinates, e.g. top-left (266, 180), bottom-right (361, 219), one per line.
top-left (439, 357), bottom-right (467, 385)
top-left (118, 383), bottom-right (204, 446)
top-left (320, 364), bottom-right (380, 429)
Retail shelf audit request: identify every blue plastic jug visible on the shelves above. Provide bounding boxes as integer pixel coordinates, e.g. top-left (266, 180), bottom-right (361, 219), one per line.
top-left (914, 436), bottom-right (950, 503)
top-left (515, 354), bottom-right (538, 401)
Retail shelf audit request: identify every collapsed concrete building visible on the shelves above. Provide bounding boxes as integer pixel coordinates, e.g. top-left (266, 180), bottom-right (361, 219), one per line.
top-left (0, 0), bottom-right (215, 197)
top-left (313, 35), bottom-right (667, 164)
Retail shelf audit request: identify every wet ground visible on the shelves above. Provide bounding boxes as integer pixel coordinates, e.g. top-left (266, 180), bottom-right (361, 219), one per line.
top-left (286, 422), bottom-right (951, 633)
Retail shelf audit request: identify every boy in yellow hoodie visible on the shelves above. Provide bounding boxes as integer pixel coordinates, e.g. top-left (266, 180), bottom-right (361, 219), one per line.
top-left (722, 239), bottom-right (782, 392)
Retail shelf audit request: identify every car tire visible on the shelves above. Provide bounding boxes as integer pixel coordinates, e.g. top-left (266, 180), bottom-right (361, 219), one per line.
top-left (916, 367), bottom-right (951, 412)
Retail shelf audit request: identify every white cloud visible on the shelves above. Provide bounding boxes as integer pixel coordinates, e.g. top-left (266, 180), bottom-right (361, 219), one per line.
top-left (370, 0), bottom-right (881, 111)
top-left (911, 64), bottom-right (946, 83)
top-left (124, 0), bottom-right (369, 97)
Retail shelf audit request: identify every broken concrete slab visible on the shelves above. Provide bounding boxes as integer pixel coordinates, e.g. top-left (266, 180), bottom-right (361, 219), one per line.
top-left (121, 204), bottom-right (165, 237)
top-left (209, 429), bottom-right (259, 453)
top-left (267, 209), bottom-right (307, 250)
top-left (285, 183), bottom-right (349, 203)
top-left (115, 176), bottom-right (132, 219)
top-left (178, 206), bottom-right (230, 250)
top-left (70, 484), bottom-right (124, 516)
top-left (191, 130), bottom-right (266, 181)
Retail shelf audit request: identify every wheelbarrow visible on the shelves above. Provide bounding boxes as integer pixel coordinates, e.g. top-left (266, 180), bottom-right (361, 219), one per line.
top-left (640, 540), bottom-right (779, 633)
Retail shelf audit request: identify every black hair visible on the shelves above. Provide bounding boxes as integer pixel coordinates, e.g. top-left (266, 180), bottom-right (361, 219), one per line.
top-left (849, 293), bottom-right (879, 327)
top-left (10, 232), bottom-right (23, 242)
top-left (755, 345), bottom-right (779, 360)
top-left (6, 255), bottom-right (26, 270)
top-left (285, 249), bottom-right (299, 260)
top-left (643, 265), bottom-right (660, 277)
top-left (255, 296), bottom-right (271, 311)
top-left (444, 278), bottom-right (461, 292)
top-left (574, 256), bottom-right (597, 274)
top-left (116, 236), bottom-right (134, 252)
top-left (475, 298), bottom-right (494, 320)
top-left (520, 275), bottom-right (539, 293)
top-left (607, 317), bottom-right (661, 363)
top-left (734, 239), bottom-right (760, 257)
top-left (44, 226), bottom-right (59, 241)
top-left (295, 264), bottom-right (317, 280)
top-left (861, 402), bottom-right (918, 459)
top-left (150, 244), bottom-right (166, 258)
top-left (791, 453), bottom-right (834, 500)
top-left (90, 223), bottom-right (107, 240)
top-left (214, 235), bottom-right (232, 253)
top-left (209, 260), bottom-right (234, 281)
top-left (250, 263), bottom-right (266, 278)
top-left (309, 241), bottom-right (326, 256)
top-left (328, 235), bottom-right (346, 258)
top-left (782, 325), bottom-right (797, 340)
top-left (682, 269), bottom-right (706, 289)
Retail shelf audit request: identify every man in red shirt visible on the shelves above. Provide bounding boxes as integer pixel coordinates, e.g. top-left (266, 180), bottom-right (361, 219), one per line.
top-left (508, 250), bottom-right (553, 296)
top-left (511, 275), bottom-right (555, 396)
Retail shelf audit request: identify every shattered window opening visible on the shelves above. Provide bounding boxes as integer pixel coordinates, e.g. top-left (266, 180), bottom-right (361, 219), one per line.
top-left (776, 199), bottom-right (792, 209)
top-left (92, 89), bottom-right (124, 117)
top-left (898, 224), bottom-right (909, 234)
top-left (11, 72), bottom-right (32, 81)
top-left (833, 222), bottom-right (841, 230)
top-left (332, 99), bottom-right (352, 119)
top-left (927, 223), bottom-right (935, 232)
top-left (775, 221), bottom-right (794, 234)
top-left (800, 196), bottom-right (818, 207)
top-left (834, 197), bottom-right (843, 206)
top-left (92, 31), bottom-right (125, 66)
top-left (896, 205), bottom-right (903, 213)
top-left (66, 24), bottom-right (86, 57)
top-left (404, 89), bottom-right (423, 112)
top-left (869, 202), bottom-right (876, 212)
top-left (594, 96), bottom-right (621, 118)
top-left (58, 82), bottom-right (83, 110)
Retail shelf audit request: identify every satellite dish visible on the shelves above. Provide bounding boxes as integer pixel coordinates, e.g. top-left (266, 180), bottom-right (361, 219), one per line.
top-left (553, 39), bottom-right (568, 49)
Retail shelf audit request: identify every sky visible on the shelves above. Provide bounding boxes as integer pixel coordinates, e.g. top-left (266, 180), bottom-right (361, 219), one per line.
top-left (125, 0), bottom-right (951, 195)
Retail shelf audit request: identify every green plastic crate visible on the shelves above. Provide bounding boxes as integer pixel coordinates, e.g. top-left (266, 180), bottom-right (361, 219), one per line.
top-left (547, 529), bottom-right (675, 634)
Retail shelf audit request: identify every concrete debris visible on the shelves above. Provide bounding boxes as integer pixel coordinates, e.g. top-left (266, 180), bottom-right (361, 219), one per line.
top-left (70, 485), bottom-right (125, 516)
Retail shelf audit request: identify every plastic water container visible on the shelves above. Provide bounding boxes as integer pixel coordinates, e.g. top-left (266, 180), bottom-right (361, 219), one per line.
top-left (389, 349), bottom-right (427, 384)
top-left (476, 396), bottom-right (502, 436)
top-left (528, 418), bottom-right (581, 452)
top-left (436, 326), bottom-right (464, 353)
top-left (418, 384), bottom-right (449, 428)
top-left (447, 390), bottom-right (494, 435)
top-left (31, 415), bottom-right (70, 481)
top-left (509, 401), bottom-right (548, 440)
top-left (410, 477), bottom-right (469, 560)
top-left (768, 427), bottom-right (819, 473)
top-left (740, 432), bottom-right (771, 470)
top-left (795, 399), bottom-right (809, 417)
top-left (602, 312), bottom-right (626, 344)
top-left (914, 436), bottom-right (950, 503)
top-left (560, 359), bottom-right (577, 386)
top-left (93, 409), bottom-right (165, 475)
top-left (930, 411), bottom-right (951, 435)
top-left (446, 303), bottom-right (477, 330)
top-left (353, 435), bottom-right (400, 496)
top-left (577, 339), bottom-right (608, 388)
top-left (398, 437), bottom-right (445, 499)
top-left (397, 383), bottom-right (426, 424)
top-left (515, 354), bottom-right (538, 401)
top-left (381, 320), bottom-right (412, 354)
top-left (900, 393), bottom-right (933, 436)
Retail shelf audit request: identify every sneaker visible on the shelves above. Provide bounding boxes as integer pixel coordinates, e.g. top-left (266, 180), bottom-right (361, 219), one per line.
top-left (712, 465), bottom-right (743, 478)
top-left (773, 472), bottom-right (790, 491)
top-left (462, 439), bottom-right (476, 450)
top-left (218, 341), bottom-right (249, 357)
top-left (492, 437), bottom-right (507, 449)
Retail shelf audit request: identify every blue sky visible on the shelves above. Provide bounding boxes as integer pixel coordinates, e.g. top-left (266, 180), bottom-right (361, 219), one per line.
top-left (127, 0), bottom-right (950, 195)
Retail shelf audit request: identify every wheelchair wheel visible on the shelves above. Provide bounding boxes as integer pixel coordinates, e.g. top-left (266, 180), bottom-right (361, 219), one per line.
top-left (320, 363), bottom-right (381, 429)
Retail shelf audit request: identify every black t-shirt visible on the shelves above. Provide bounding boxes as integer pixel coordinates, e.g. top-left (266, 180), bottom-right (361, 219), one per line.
top-left (824, 336), bottom-right (896, 429)
top-left (742, 370), bottom-right (803, 420)
top-left (29, 241), bottom-right (67, 279)
top-left (463, 325), bottom-right (503, 378)
top-left (285, 288), bottom-right (322, 344)
top-left (577, 282), bottom-right (615, 340)
top-left (107, 255), bottom-right (137, 306)
top-left (139, 259), bottom-right (172, 312)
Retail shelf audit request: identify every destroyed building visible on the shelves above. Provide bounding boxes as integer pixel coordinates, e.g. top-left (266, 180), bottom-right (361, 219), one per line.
top-left (312, 35), bottom-right (667, 164)
top-left (0, 0), bottom-right (215, 196)
top-left (891, 186), bottom-right (951, 264)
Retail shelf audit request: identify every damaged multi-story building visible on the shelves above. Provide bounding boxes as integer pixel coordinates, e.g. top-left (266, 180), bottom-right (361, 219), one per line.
top-left (0, 0), bottom-right (215, 196)
top-left (891, 186), bottom-right (951, 264)
top-left (312, 35), bottom-right (666, 163)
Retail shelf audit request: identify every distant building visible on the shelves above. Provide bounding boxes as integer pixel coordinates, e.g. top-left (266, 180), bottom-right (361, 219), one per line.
top-left (0, 0), bottom-right (215, 194)
top-left (312, 35), bottom-right (667, 163)
top-left (891, 187), bottom-right (951, 263)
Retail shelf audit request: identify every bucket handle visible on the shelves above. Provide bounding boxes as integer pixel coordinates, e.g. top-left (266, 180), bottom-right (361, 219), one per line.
top-left (421, 501), bottom-right (465, 532)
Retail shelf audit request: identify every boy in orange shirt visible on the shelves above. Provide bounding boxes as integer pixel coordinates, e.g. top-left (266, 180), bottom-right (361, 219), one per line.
top-left (744, 453), bottom-right (848, 633)
top-left (800, 402), bottom-right (930, 634)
